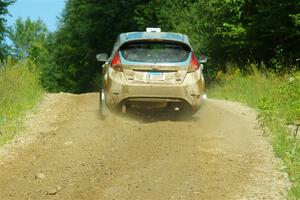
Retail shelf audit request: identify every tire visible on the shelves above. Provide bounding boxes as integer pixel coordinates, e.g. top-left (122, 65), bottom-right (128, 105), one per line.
top-left (99, 89), bottom-right (111, 119)
top-left (99, 89), bottom-right (105, 119)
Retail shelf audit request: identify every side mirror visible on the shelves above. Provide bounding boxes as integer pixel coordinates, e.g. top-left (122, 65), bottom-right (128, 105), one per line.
top-left (96, 53), bottom-right (108, 62)
top-left (198, 55), bottom-right (208, 64)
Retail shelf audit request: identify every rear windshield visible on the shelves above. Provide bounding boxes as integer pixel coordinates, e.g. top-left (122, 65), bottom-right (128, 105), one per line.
top-left (120, 42), bottom-right (190, 63)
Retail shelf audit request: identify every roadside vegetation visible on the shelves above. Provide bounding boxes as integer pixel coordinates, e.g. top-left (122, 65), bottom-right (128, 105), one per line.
top-left (1, 1), bottom-right (299, 92)
top-left (0, 60), bottom-right (43, 145)
top-left (4, 0), bottom-right (295, 93)
top-left (208, 65), bottom-right (300, 198)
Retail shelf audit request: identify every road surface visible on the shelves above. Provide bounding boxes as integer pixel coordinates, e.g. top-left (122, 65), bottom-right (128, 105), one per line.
top-left (0, 93), bottom-right (289, 200)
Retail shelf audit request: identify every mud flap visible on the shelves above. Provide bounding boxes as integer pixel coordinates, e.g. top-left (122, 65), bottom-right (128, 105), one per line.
top-left (193, 94), bottom-right (207, 118)
top-left (99, 89), bottom-right (111, 119)
top-left (121, 104), bottom-right (127, 114)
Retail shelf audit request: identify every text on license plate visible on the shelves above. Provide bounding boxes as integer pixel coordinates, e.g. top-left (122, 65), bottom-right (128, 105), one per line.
top-left (145, 72), bottom-right (165, 81)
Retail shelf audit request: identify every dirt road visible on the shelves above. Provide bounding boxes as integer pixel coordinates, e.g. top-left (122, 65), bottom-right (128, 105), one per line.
top-left (0, 93), bottom-right (289, 200)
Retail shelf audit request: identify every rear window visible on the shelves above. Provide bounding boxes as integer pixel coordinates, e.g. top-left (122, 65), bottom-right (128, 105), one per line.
top-left (120, 42), bottom-right (190, 63)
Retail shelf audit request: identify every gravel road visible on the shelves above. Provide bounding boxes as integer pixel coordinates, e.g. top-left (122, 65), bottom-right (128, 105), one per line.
top-left (0, 93), bottom-right (290, 200)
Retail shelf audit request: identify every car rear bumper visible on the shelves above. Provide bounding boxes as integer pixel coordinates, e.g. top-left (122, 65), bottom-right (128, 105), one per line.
top-left (104, 70), bottom-right (205, 111)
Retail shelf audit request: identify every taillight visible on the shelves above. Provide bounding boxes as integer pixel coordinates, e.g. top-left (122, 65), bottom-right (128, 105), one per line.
top-left (188, 53), bottom-right (199, 72)
top-left (111, 51), bottom-right (122, 71)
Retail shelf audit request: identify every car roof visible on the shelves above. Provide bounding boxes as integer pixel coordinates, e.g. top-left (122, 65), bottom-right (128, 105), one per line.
top-left (119, 32), bottom-right (192, 48)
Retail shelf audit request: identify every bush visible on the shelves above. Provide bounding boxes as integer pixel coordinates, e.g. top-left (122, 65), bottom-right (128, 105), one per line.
top-left (0, 59), bottom-right (43, 145)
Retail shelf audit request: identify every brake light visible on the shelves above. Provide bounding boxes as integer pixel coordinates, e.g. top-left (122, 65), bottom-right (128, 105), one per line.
top-left (188, 53), bottom-right (199, 72)
top-left (111, 51), bottom-right (122, 71)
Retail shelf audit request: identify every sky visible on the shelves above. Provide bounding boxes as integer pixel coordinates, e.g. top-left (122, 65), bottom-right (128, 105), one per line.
top-left (6, 0), bottom-right (66, 32)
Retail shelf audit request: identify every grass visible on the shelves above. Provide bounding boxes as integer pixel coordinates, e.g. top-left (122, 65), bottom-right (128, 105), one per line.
top-left (208, 64), bottom-right (300, 199)
top-left (0, 60), bottom-right (43, 146)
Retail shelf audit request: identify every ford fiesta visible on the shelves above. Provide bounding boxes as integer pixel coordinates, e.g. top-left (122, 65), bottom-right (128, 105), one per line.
top-left (97, 28), bottom-right (207, 116)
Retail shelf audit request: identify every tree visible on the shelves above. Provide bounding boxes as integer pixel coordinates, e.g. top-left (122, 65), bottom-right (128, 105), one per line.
top-left (49, 0), bottom-right (151, 93)
top-left (7, 17), bottom-right (62, 91)
top-left (46, 0), bottom-right (299, 92)
top-left (134, 0), bottom-right (247, 66)
top-left (242, 0), bottom-right (300, 64)
top-left (0, 0), bottom-right (15, 61)
top-left (8, 17), bottom-right (48, 60)
top-left (135, 0), bottom-right (300, 69)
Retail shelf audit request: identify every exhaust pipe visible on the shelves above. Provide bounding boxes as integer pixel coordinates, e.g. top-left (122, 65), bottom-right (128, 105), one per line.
top-left (174, 107), bottom-right (180, 111)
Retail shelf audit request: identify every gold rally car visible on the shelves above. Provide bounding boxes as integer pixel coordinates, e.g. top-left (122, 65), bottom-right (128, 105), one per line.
top-left (97, 28), bottom-right (207, 116)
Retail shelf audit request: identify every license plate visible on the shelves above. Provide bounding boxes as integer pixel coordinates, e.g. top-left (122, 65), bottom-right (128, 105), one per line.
top-left (145, 72), bottom-right (165, 81)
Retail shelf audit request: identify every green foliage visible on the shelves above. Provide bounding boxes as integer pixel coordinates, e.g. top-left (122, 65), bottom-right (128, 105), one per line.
top-left (135, 0), bottom-right (300, 69)
top-left (0, 0), bottom-right (15, 61)
top-left (7, 17), bottom-right (58, 92)
top-left (208, 66), bottom-right (300, 198)
top-left (242, 0), bottom-right (300, 63)
top-left (45, 0), bottom-right (150, 93)
top-left (8, 17), bottom-right (48, 60)
top-left (0, 59), bottom-right (43, 145)
top-left (290, 13), bottom-right (300, 27)
top-left (29, 0), bottom-right (299, 92)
